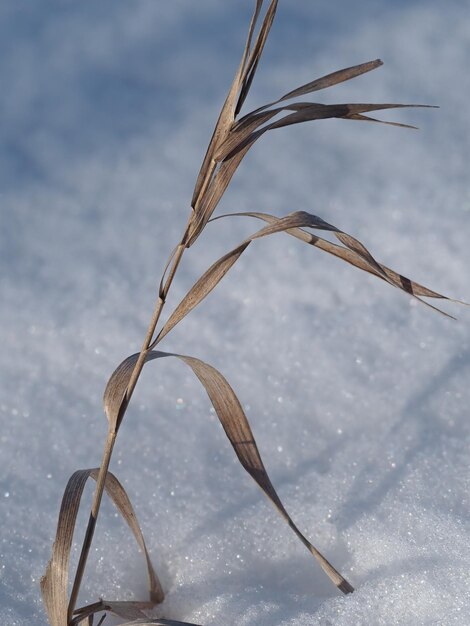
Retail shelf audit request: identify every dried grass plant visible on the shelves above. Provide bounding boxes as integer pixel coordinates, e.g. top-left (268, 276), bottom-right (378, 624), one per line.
top-left (41, 2), bottom-right (462, 625)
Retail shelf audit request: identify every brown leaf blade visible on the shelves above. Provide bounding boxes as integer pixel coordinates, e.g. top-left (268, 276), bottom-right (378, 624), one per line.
top-left (233, 59), bottom-right (385, 137)
top-left (122, 618), bottom-right (199, 626)
top-left (160, 206), bottom-right (459, 350)
top-left (235, 0), bottom-right (279, 115)
top-left (161, 211), bottom-right (385, 345)
top-left (191, 0), bottom-right (272, 213)
top-left (217, 102), bottom-right (434, 163)
top-left (41, 470), bottom-right (163, 626)
top-left (71, 600), bottom-right (153, 625)
top-left (278, 58), bottom-right (384, 102)
top-left (186, 142), bottom-right (252, 246)
top-left (105, 351), bottom-right (354, 594)
top-left (73, 599), bottom-right (202, 626)
top-left (41, 471), bottom-right (90, 626)
top-left (98, 471), bottom-right (164, 604)
top-left (155, 241), bottom-right (250, 345)
top-left (212, 211), bottom-right (458, 316)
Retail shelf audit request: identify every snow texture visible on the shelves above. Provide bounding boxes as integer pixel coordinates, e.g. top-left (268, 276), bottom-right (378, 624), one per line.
top-left (1, 1), bottom-right (469, 625)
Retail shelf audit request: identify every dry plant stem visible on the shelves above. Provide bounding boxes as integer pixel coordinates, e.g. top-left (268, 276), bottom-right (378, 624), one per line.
top-left (192, 160), bottom-right (217, 218)
top-left (68, 234), bottom-right (190, 622)
top-left (67, 429), bottom-right (117, 622)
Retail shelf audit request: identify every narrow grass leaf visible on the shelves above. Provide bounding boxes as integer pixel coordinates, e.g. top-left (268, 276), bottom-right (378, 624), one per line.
top-left (191, 0), bottom-right (268, 213)
top-left (217, 102), bottom-right (434, 162)
top-left (121, 618), bottom-right (199, 626)
top-left (97, 471), bottom-right (164, 604)
top-left (235, 58), bottom-right (385, 125)
top-left (347, 113), bottom-right (419, 129)
top-left (277, 58), bottom-right (384, 102)
top-left (186, 143), bottom-right (252, 246)
top-left (267, 102), bottom-right (434, 131)
top-left (72, 600), bottom-right (153, 625)
top-left (163, 211), bottom-right (390, 344)
top-left (105, 351), bottom-right (354, 594)
top-left (41, 471), bottom-right (90, 626)
top-left (41, 470), bottom-right (162, 626)
top-left (215, 211), bottom-right (459, 316)
top-left (73, 600), bottom-right (201, 626)
top-left (155, 242), bottom-right (250, 345)
top-left (231, 211), bottom-right (450, 297)
top-left (235, 0), bottom-right (278, 115)
top-left (214, 102), bottom-right (435, 162)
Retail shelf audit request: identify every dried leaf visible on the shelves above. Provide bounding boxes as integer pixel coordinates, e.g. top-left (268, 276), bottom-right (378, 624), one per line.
top-left (347, 112), bottom-right (418, 129)
top-left (119, 620), bottom-right (203, 626)
top-left (189, 1), bottom-right (281, 246)
top-left (163, 209), bottom-right (440, 345)
top-left (191, 0), bottom-right (273, 213)
top-left (233, 211), bottom-right (451, 298)
top-left (73, 599), bottom-right (201, 626)
top-left (189, 6), bottom-right (435, 249)
top-left (41, 470), bottom-right (162, 626)
top-left (186, 142), bottom-right (252, 246)
top-left (278, 58), bottom-right (384, 102)
top-left (211, 211), bottom-right (459, 317)
top-left (71, 600), bottom-right (153, 625)
top-left (235, 0), bottom-right (279, 115)
top-left (105, 351), bottom-right (354, 594)
top-left (41, 471), bottom-right (89, 626)
top-left (155, 242), bottom-right (250, 345)
top-left (216, 102), bottom-right (434, 162)
top-left (122, 618), bottom-right (202, 626)
top-left (268, 102), bottom-right (433, 131)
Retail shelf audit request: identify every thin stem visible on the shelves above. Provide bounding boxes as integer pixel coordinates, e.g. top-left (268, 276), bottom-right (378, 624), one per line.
top-left (186, 159), bottom-right (218, 245)
top-left (67, 221), bottom-right (193, 622)
top-left (67, 429), bottom-right (117, 622)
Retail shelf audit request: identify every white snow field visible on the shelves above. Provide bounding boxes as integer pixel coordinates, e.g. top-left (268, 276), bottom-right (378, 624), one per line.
top-left (1, 2), bottom-right (469, 625)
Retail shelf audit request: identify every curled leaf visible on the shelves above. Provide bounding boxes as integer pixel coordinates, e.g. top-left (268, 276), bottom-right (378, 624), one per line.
top-left (105, 351), bottom-right (354, 594)
top-left (214, 211), bottom-right (460, 317)
top-left (155, 241), bottom-right (250, 345)
top-left (159, 208), bottom-right (459, 349)
top-left (41, 470), bottom-right (163, 626)
top-left (191, 0), bottom-right (278, 215)
top-left (72, 599), bottom-right (201, 626)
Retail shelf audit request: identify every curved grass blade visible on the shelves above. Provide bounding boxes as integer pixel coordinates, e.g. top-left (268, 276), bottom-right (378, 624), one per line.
top-left (194, 97), bottom-right (436, 247)
top-left (213, 211), bottom-right (462, 317)
top-left (122, 618), bottom-right (199, 626)
top-left (41, 471), bottom-right (89, 626)
top-left (105, 351), bottom-right (354, 594)
top-left (73, 599), bottom-right (201, 626)
top-left (160, 210), bottom-right (408, 346)
top-left (278, 59), bottom-right (384, 103)
top-left (98, 472), bottom-right (163, 604)
top-left (347, 113), bottom-right (419, 129)
top-left (186, 142), bottom-right (252, 246)
top-left (155, 241), bottom-right (250, 348)
top-left (236, 58), bottom-right (385, 124)
top-left (191, 0), bottom-right (270, 213)
top-left (71, 600), bottom-right (153, 625)
top-left (154, 241), bottom-right (249, 345)
top-left (233, 211), bottom-right (452, 297)
top-left (235, 0), bottom-right (278, 116)
top-left (41, 470), bottom-right (163, 626)
top-left (216, 102), bottom-right (435, 162)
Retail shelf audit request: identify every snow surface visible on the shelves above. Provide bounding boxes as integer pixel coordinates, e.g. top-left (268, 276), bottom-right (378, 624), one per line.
top-left (1, 1), bottom-right (469, 625)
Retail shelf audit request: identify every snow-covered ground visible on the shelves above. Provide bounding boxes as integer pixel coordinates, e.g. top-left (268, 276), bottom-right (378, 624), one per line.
top-left (1, 2), bottom-right (469, 624)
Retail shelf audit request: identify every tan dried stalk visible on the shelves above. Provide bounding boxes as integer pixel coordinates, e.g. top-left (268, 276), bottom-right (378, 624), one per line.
top-left (41, 2), bottom-right (460, 625)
